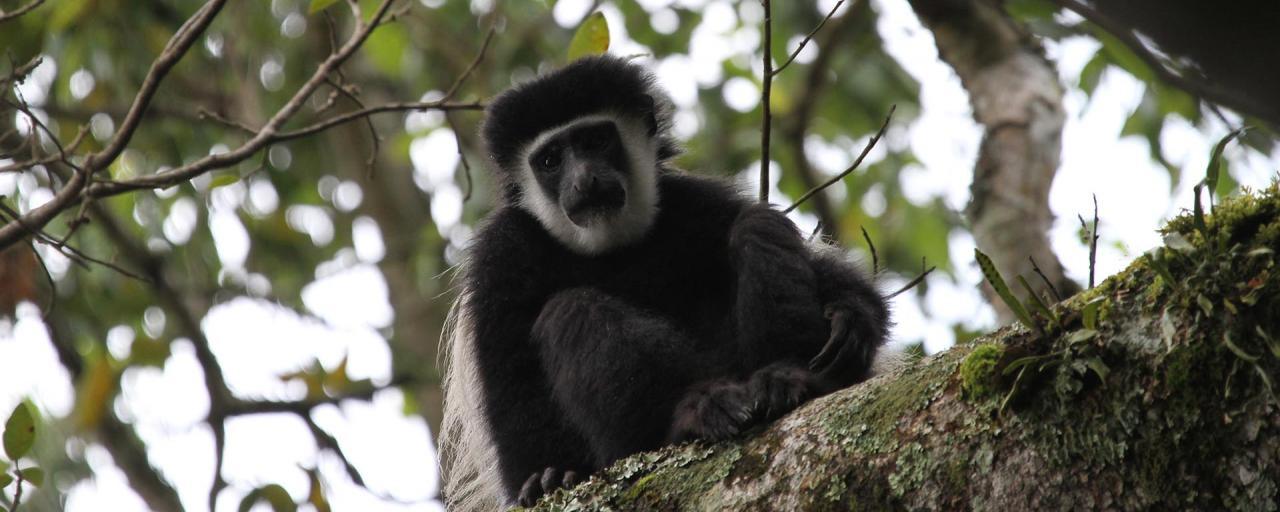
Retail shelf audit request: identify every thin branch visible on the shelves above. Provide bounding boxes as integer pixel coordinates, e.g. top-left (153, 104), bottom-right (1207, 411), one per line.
top-left (0, 0), bottom-right (45, 23)
top-left (759, 0), bottom-right (775, 203)
top-left (860, 226), bottom-right (879, 274)
top-left (197, 107), bottom-right (259, 135)
top-left (888, 265), bottom-right (936, 299)
top-left (0, 199), bottom-right (148, 280)
top-left (28, 241), bottom-right (56, 317)
top-left (441, 23), bottom-right (497, 102)
top-left (1077, 194), bottom-right (1099, 289)
top-left (784, 105), bottom-right (895, 214)
top-left (0, 0), bottom-right (228, 250)
top-left (305, 416), bottom-right (366, 486)
top-left (771, 0), bottom-right (844, 76)
top-left (268, 100), bottom-right (484, 143)
top-left (1028, 255), bottom-right (1063, 302)
top-left (445, 112), bottom-right (475, 202)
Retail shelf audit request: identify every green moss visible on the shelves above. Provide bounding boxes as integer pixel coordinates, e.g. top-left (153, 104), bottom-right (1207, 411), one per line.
top-left (959, 343), bottom-right (1003, 399)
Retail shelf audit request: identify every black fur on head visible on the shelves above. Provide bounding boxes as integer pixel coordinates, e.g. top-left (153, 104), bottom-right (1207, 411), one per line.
top-left (481, 55), bottom-right (680, 202)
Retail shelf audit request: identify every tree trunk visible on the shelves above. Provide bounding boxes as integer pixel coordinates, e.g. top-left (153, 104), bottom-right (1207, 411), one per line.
top-left (910, 0), bottom-right (1080, 323)
top-left (529, 186), bottom-right (1280, 510)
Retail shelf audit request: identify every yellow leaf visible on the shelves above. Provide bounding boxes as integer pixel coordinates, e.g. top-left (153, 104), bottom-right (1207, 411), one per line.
top-left (75, 353), bottom-right (118, 431)
top-left (568, 12), bottom-right (610, 61)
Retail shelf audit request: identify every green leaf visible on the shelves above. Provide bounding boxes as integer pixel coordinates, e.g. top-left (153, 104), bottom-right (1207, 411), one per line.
top-left (1081, 297), bottom-right (1105, 330)
top-left (0, 473), bottom-right (12, 489)
top-left (18, 467), bottom-right (43, 487)
top-left (1016, 275), bottom-right (1058, 328)
top-left (1066, 329), bottom-right (1098, 345)
top-left (1078, 51), bottom-right (1108, 95)
top-left (1084, 357), bottom-right (1110, 383)
top-left (210, 174), bottom-right (241, 190)
top-left (1223, 332), bottom-right (1259, 363)
top-left (3, 403), bottom-right (36, 461)
top-left (309, 0), bottom-right (341, 14)
top-left (1205, 128), bottom-right (1245, 206)
top-left (240, 484), bottom-right (297, 512)
top-left (974, 249), bottom-right (1036, 332)
top-left (568, 12), bottom-right (610, 61)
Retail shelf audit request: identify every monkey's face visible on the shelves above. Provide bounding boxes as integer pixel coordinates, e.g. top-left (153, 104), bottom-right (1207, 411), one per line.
top-left (528, 120), bottom-right (631, 227)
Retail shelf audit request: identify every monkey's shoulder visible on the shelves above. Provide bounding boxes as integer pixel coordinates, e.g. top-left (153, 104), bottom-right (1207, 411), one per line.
top-left (650, 171), bottom-right (750, 236)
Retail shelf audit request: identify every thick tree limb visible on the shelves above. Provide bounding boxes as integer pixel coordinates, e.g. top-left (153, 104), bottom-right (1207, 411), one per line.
top-left (532, 187), bottom-right (1280, 510)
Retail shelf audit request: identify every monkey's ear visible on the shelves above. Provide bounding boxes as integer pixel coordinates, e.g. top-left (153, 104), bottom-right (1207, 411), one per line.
top-left (639, 94), bottom-right (659, 137)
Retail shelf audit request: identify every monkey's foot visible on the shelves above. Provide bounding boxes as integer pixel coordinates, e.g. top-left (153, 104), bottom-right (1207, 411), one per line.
top-left (748, 362), bottom-right (822, 420)
top-left (517, 466), bottom-right (582, 507)
top-left (666, 380), bottom-right (755, 443)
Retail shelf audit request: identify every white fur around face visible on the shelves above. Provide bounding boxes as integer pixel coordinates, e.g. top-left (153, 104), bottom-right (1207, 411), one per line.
top-left (515, 114), bottom-right (660, 256)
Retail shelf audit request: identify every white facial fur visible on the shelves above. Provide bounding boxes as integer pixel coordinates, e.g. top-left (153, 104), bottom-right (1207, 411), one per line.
top-left (515, 114), bottom-right (660, 256)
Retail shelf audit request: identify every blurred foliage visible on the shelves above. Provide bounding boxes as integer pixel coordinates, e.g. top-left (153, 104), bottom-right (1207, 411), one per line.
top-left (0, 0), bottom-right (1272, 509)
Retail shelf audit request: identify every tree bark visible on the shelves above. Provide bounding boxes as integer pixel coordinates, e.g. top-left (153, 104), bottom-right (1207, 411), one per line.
top-left (530, 186), bottom-right (1280, 510)
top-left (910, 0), bottom-right (1079, 323)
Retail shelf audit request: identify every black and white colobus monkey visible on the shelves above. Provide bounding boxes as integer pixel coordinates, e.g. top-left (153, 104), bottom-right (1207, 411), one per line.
top-left (440, 55), bottom-right (890, 510)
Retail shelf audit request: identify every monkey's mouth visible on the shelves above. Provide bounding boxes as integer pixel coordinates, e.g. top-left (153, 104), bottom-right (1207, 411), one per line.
top-left (564, 189), bottom-right (626, 226)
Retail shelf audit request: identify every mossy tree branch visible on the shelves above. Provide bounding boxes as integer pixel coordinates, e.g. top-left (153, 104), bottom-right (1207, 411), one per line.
top-left (529, 184), bottom-right (1280, 510)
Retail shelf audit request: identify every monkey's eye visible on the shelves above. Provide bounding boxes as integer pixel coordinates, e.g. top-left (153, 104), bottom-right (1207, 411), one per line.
top-left (537, 147), bottom-right (562, 171)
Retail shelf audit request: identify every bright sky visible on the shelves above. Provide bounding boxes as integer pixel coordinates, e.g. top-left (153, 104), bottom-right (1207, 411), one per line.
top-left (1, 0), bottom-right (1277, 510)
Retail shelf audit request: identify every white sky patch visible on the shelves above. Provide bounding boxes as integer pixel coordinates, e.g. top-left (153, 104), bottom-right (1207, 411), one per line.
top-left (285, 204), bottom-right (335, 246)
top-left (210, 207), bottom-right (250, 268)
top-left (655, 56), bottom-right (700, 109)
top-left (722, 76), bottom-right (759, 112)
top-left (431, 183), bottom-right (464, 233)
top-left (70, 68), bottom-right (96, 100)
top-left (651, 8), bottom-right (679, 35)
top-left (554, 0), bottom-right (590, 27)
top-left (409, 129), bottom-right (460, 193)
top-left (0, 303), bottom-right (74, 417)
top-left (313, 392), bottom-right (441, 503)
top-left (354, 216), bottom-right (387, 263)
top-left (163, 196), bottom-right (199, 245)
top-left (64, 445), bottom-right (151, 511)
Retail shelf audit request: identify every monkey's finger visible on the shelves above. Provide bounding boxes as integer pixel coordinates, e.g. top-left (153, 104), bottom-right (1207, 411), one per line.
top-left (518, 472), bottom-right (544, 507)
top-left (563, 470), bottom-right (582, 488)
top-left (810, 310), bottom-right (851, 371)
top-left (540, 467), bottom-right (561, 495)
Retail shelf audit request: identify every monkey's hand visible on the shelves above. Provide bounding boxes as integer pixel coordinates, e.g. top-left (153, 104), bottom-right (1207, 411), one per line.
top-left (666, 380), bottom-right (755, 444)
top-left (517, 466), bottom-right (583, 507)
top-left (808, 301), bottom-right (879, 382)
top-left (748, 362), bottom-right (823, 420)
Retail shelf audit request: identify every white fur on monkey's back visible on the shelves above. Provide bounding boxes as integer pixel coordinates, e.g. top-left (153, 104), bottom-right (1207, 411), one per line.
top-left (437, 242), bottom-right (903, 511)
top-left (438, 296), bottom-right (505, 512)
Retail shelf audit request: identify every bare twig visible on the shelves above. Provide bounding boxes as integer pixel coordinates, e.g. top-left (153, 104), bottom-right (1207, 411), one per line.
top-left (784, 105), bottom-right (895, 214)
top-left (446, 112), bottom-right (475, 201)
top-left (305, 416), bottom-right (367, 486)
top-left (1076, 194), bottom-right (1098, 289)
top-left (441, 23), bottom-right (497, 102)
top-left (888, 264), bottom-right (936, 299)
top-left (0, 199), bottom-right (148, 280)
top-left (197, 107), bottom-right (259, 135)
top-left (0, 0), bottom-right (44, 23)
top-left (28, 241), bottom-right (56, 317)
top-left (1028, 256), bottom-right (1063, 302)
top-left (860, 226), bottom-right (879, 274)
top-left (771, 0), bottom-right (844, 76)
top-left (0, 0), bottom-right (228, 250)
top-left (759, 0), bottom-right (775, 203)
